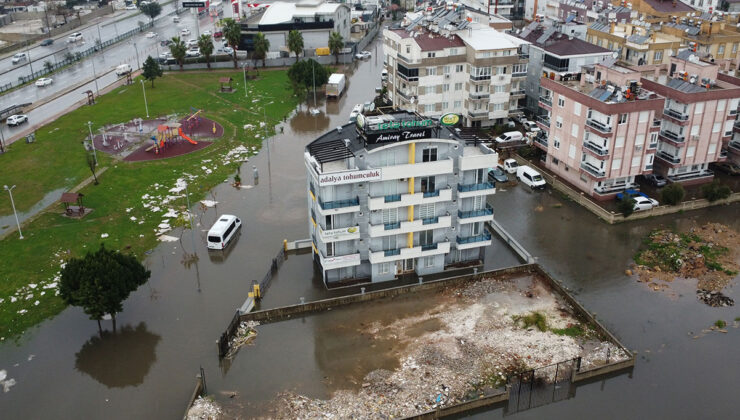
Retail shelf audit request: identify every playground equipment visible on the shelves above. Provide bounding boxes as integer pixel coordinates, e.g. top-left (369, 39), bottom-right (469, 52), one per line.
top-left (178, 127), bottom-right (197, 144)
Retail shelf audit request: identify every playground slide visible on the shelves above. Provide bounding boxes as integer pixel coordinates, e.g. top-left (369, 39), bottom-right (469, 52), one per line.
top-left (179, 127), bottom-right (197, 145)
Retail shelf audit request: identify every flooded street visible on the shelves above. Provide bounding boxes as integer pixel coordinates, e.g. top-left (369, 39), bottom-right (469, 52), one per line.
top-left (1, 33), bottom-right (739, 418)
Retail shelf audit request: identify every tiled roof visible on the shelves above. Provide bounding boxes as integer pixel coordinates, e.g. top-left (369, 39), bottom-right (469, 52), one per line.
top-left (414, 32), bottom-right (466, 52)
top-left (642, 0), bottom-right (695, 13)
top-left (518, 27), bottom-right (611, 57)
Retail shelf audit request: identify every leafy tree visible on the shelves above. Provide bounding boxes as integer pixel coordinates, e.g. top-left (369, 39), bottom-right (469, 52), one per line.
top-left (59, 244), bottom-right (151, 333)
top-left (86, 152), bottom-right (98, 185)
top-left (222, 18), bottom-right (241, 69)
top-left (140, 2), bottom-right (162, 21)
top-left (141, 55), bottom-right (163, 87)
top-left (253, 32), bottom-right (270, 68)
top-left (374, 85), bottom-right (388, 108)
top-left (197, 34), bottom-right (214, 69)
top-left (702, 180), bottom-right (732, 202)
top-left (617, 196), bottom-right (636, 217)
top-left (328, 31), bottom-right (344, 65)
top-left (43, 60), bottom-right (53, 72)
top-left (288, 30), bottom-right (304, 63)
top-left (287, 59), bottom-right (329, 95)
top-left (660, 183), bottom-right (685, 205)
top-left (169, 36), bottom-right (187, 70)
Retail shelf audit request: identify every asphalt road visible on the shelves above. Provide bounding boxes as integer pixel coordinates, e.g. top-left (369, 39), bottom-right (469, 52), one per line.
top-left (1, 8), bottom-right (220, 145)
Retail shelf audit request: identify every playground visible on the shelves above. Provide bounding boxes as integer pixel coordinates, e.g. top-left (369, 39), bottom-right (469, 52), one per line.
top-left (86, 109), bottom-right (224, 162)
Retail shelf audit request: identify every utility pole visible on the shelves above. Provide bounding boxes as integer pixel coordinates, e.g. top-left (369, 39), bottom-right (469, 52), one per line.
top-left (140, 80), bottom-right (150, 118)
top-left (4, 185), bottom-right (24, 239)
top-left (184, 178), bottom-right (196, 256)
top-left (87, 121), bottom-right (98, 165)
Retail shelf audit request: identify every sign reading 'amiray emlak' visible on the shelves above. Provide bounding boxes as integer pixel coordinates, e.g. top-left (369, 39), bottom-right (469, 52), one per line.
top-left (318, 169), bottom-right (382, 186)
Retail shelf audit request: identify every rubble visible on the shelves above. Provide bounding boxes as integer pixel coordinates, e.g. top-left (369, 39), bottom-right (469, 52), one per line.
top-left (696, 289), bottom-right (735, 307)
top-left (187, 396), bottom-right (222, 420)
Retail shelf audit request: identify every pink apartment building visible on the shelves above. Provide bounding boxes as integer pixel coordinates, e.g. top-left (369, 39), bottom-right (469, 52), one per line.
top-left (536, 62), bottom-right (664, 200)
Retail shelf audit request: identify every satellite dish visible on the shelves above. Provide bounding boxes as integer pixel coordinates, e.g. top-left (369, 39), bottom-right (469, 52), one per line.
top-left (612, 51), bottom-right (619, 59)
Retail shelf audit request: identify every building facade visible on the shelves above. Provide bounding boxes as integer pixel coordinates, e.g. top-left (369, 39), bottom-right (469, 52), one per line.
top-left (305, 112), bottom-right (498, 285)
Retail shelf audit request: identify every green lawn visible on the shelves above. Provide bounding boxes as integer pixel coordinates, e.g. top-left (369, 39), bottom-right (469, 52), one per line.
top-left (0, 70), bottom-right (298, 339)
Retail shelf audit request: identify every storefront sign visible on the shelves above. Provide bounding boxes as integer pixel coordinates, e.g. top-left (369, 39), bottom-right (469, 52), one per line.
top-left (318, 169), bottom-right (382, 186)
top-left (440, 113), bottom-right (460, 126)
top-left (322, 253), bottom-right (361, 269)
top-left (321, 226), bottom-right (360, 241)
top-left (182, 2), bottom-right (206, 7)
top-left (375, 119), bottom-right (433, 131)
top-left (366, 128), bottom-right (432, 144)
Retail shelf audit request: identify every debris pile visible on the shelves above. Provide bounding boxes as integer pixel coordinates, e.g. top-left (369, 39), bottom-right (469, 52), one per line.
top-left (696, 289), bottom-right (735, 307)
top-left (187, 396), bottom-right (222, 420)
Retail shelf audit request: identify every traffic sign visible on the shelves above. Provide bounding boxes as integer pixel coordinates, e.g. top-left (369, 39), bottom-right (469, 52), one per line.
top-left (182, 2), bottom-right (206, 7)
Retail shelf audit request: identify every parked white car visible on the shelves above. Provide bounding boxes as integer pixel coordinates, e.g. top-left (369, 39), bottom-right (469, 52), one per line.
top-left (217, 46), bottom-right (234, 55)
top-left (35, 77), bottom-right (53, 87)
top-left (202, 30), bottom-right (212, 37)
top-left (115, 63), bottom-right (132, 76)
top-left (11, 53), bottom-right (27, 64)
top-left (125, 4), bottom-right (136, 10)
top-left (68, 32), bottom-right (83, 43)
top-left (181, 28), bottom-right (191, 36)
top-left (186, 48), bottom-right (200, 57)
top-left (6, 114), bottom-right (28, 127)
top-left (501, 158), bottom-right (519, 174)
top-left (186, 38), bottom-right (198, 48)
top-left (633, 196), bottom-right (659, 211)
top-left (522, 121), bottom-right (540, 133)
top-left (145, 31), bottom-right (157, 38)
top-left (495, 131), bottom-right (524, 144)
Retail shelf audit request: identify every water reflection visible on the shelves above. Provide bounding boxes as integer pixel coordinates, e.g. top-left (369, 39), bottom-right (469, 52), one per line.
top-left (74, 323), bottom-right (160, 388)
top-left (207, 231), bottom-right (241, 264)
top-left (290, 109), bottom-right (331, 134)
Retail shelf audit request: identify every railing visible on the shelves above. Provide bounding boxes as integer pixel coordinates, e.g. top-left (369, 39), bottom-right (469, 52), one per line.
top-left (458, 204), bottom-right (494, 219)
top-left (510, 89), bottom-right (526, 96)
top-left (536, 115), bottom-right (551, 127)
top-left (422, 216), bottom-right (439, 225)
top-left (456, 232), bottom-right (492, 244)
top-left (468, 110), bottom-right (489, 118)
top-left (458, 182), bottom-right (495, 192)
top-left (534, 133), bottom-right (548, 147)
top-left (586, 119), bottom-right (612, 133)
top-left (397, 71), bottom-right (418, 82)
top-left (421, 243), bottom-right (438, 251)
top-left (543, 62), bottom-right (569, 72)
top-left (470, 74), bottom-right (491, 82)
top-left (663, 108), bottom-right (689, 121)
top-left (719, 149), bottom-right (728, 158)
top-left (384, 222), bottom-right (401, 230)
top-left (539, 96), bottom-right (552, 107)
top-left (583, 141), bottom-right (609, 156)
top-left (384, 194), bottom-right (401, 203)
top-left (318, 196), bottom-right (359, 210)
top-left (469, 92), bottom-right (490, 100)
top-left (384, 248), bottom-right (401, 257)
top-left (659, 130), bottom-right (685, 143)
top-left (580, 161), bottom-right (606, 177)
top-left (657, 150), bottom-right (681, 164)
top-left (423, 189), bottom-right (440, 198)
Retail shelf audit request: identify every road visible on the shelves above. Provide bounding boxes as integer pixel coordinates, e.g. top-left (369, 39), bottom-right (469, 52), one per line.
top-left (1, 7), bottom-right (221, 145)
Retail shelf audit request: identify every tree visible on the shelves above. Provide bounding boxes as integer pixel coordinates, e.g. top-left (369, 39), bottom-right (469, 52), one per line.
top-left (617, 196), bottom-right (636, 217)
top-left (660, 183), bottom-right (685, 205)
top-left (702, 180), bottom-right (732, 202)
top-left (86, 152), bottom-right (98, 185)
top-left (43, 60), bottom-right (53, 72)
top-left (328, 31), bottom-right (344, 65)
top-left (197, 34), bottom-right (214, 69)
top-left (169, 36), bottom-right (187, 71)
top-left (142, 55), bottom-right (163, 87)
top-left (287, 30), bottom-right (304, 63)
top-left (222, 18), bottom-right (241, 69)
top-left (287, 59), bottom-right (329, 95)
top-left (140, 2), bottom-right (162, 21)
top-left (59, 244), bottom-right (151, 333)
top-left (253, 32), bottom-right (270, 68)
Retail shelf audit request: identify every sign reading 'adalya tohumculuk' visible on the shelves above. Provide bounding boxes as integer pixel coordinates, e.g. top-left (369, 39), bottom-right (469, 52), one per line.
top-left (318, 169), bottom-right (382, 186)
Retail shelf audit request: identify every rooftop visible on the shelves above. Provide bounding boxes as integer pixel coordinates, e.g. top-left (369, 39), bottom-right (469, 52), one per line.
top-left (254, 1), bottom-right (345, 25)
top-left (518, 26), bottom-right (611, 56)
top-left (390, 28), bottom-right (467, 51)
top-left (642, 0), bottom-right (695, 13)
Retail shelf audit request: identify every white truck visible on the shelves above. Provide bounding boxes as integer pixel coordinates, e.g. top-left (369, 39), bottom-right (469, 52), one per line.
top-left (326, 73), bottom-right (346, 98)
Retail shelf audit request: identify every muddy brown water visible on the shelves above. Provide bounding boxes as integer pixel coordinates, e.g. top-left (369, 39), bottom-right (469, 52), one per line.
top-left (1, 34), bottom-right (739, 419)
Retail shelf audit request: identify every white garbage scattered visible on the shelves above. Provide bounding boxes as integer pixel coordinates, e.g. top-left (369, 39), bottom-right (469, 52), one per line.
top-left (158, 235), bottom-right (179, 242)
top-left (200, 200), bottom-right (218, 207)
top-left (100, 233), bottom-right (109, 239)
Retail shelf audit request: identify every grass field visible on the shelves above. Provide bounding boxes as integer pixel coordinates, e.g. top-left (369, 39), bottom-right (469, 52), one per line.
top-left (0, 70), bottom-right (298, 339)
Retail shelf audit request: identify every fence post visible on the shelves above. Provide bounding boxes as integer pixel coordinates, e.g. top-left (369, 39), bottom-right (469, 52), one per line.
top-left (199, 366), bottom-right (207, 395)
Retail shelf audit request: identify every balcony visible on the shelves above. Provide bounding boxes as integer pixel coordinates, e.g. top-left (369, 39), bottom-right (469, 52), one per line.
top-left (317, 196), bottom-right (360, 215)
top-left (369, 241), bottom-right (451, 263)
top-left (318, 225), bottom-right (361, 243)
top-left (368, 187), bottom-right (453, 210)
top-left (369, 215), bottom-right (452, 237)
top-left (536, 115), bottom-right (550, 131)
top-left (656, 150), bottom-right (682, 166)
top-left (469, 74), bottom-right (491, 83)
top-left (384, 194), bottom-right (401, 203)
top-left (457, 182), bottom-right (496, 198)
top-left (456, 232), bottom-right (493, 250)
top-left (659, 130), bottom-right (685, 145)
top-left (533, 133), bottom-right (548, 150)
top-left (582, 141), bottom-right (609, 158)
top-left (423, 189), bottom-right (440, 198)
top-left (585, 119), bottom-right (612, 134)
top-left (538, 96), bottom-right (552, 108)
top-left (543, 62), bottom-right (569, 72)
top-left (729, 140), bottom-right (740, 153)
top-left (318, 251), bottom-right (361, 270)
top-left (718, 149), bottom-right (728, 161)
top-left (458, 204), bottom-right (494, 224)
top-left (370, 158), bottom-right (453, 181)
top-left (459, 143), bottom-right (498, 171)
top-left (510, 89), bottom-right (526, 97)
top-left (469, 92), bottom-right (490, 101)
top-left (580, 161), bottom-right (606, 178)
top-left (663, 108), bottom-right (689, 123)
top-left (467, 110), bottom-right (489, 120)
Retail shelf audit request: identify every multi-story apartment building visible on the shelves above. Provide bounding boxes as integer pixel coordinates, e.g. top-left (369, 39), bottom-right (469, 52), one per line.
top-left (516, 23), bottom-right (612, 112)
top-left (661, 15), bottom-right (740, 72)
top-left (304, 112), bottom-right (498, 284)
top-left (383, 5), bottom-right (528, 127)
top-left (587, 21), bottom-right (683, 66)
top-left (557, 0), bottom-right (636, 25)
top-left (535, 61), bottom-right (665, 199)
top-left (639, 50), bottom-right (740, 183)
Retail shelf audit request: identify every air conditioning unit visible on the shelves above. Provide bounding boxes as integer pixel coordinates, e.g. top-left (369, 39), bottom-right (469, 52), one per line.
top-left (635, 145), bottom-right (643, 151)
top-left (444, 73), bottom-right (450, 79)
top-left (498, 75), bottom-right (506, 81)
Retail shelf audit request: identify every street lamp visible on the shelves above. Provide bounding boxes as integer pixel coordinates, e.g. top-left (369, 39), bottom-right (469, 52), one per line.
top-left (242, 62), bottom-right (248, 98)
top-left (183, 175), bottom-right (196, 256)
top-left (3, 185), bottom-right (23, 239)
top-left (91, 55), bottom-right (100, 97)
top-left (87, 121), bottom-right (98, 165)
top-left (140, 79), bottom-right (150, 118)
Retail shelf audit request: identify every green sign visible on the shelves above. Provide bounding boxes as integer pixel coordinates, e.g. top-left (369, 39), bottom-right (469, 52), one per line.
top-left (440, 113), bottom-right (460, 126)
top-left (376, 119), bottom-right (434, 131)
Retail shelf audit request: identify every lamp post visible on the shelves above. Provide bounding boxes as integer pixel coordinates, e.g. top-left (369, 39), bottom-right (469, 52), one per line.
top-left (3, 185), bottom-right (23, 239)
top-left (87, 121), bottom-right (97, 165)
top-left (140, 79), bottom-right (150, 118)
top-left (184, 177), bottom-right (196, 256)
top-left (91, 55), bottom-right (100, 97)
top-left (242, 62), bottom-right (248, 98)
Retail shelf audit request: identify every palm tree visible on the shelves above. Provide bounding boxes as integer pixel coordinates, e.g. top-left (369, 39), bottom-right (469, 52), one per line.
top-left (222, 18), bottom-right (241, 69)
top-left (197, 34), bottom-right (214, 69)
top-left (169, 36), bottom-right (187, 71)
top-left (253, 32), bottom-right (270, 68)
top-left (328, 31), bottom-right (344, 65)
top-left (288, 30), bottom-right (304, 63)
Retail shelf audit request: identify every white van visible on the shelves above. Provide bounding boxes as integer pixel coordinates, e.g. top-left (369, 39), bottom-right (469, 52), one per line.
top-left (516, 165), bottom-right (546, 190)
top-left (207, 215), bottom-right (242, 250)
top-left (495, 131), bottom-right (524, 144)
top-left (326, 73), bottom-right (346, 98)
top-left (502, 158), bottom-right (518, 174)
top-left (115, 63), bottom-right (132, 76)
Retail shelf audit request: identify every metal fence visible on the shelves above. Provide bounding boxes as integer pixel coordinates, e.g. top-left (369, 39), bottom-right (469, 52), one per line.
top-left (505, 357), bottom-right (580, 415)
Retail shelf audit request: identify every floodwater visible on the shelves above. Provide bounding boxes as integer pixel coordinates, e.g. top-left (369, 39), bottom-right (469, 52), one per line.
top-left (0, 187), bottom-right (65, 237)
top-left (0, 32), bottom-right (739, 419)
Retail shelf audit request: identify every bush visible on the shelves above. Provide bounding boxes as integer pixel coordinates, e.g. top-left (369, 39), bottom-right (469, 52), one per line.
top-left (660, 183), bottom-right (685, 205)
top-left (617, 196), bottom-right (636, 217)
top-left (702, 180), bottom-right (731, 202)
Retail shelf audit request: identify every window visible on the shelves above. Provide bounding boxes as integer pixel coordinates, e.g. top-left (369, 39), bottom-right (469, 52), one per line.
top-left (443, 83), bottom-right (450, 92)
top-left (612, 158), bottom-right (622, 171)
top-left (635, 134), bottom-right (644, 145)
top-left (427, 52), bottom-right (436, 58)
top-left (694, 102), bottom-right (704, 114)
top-left (442, 101), bottom-right (449, 109)
top-left (381, 235), bottom-right (397, 251)
top-left (382, 208), bottom-right (398, 225)
top-left (639, 111), bottom-right (649, 123)
top-left (424, 256), bottom-right (435, 268)
top-left (494, 84), bottom-right (506, 93)
top-left (553, 137), bottom-right (561, 149)
top-left (449, 48), bottom-right (458, 55)
top-left (718, 44), bottom-right (725, 55)
top-left (649, 132), bottom-right (658, 148)
top-left (420, 176), bottom-right (436, 192)
top-left (558, 96), bottom-right (565, 107)
top-left (454, 100), bottom-right (462, 108)
top-left (471, 222), bottom-right (482, 236)
top-left (654, 50), bottom-right (663, 62)
top-left (424, 104), bottom-right (435, 113)
top-left (708, 143), bottom-right (717, 156)
top-left (631, 156), bottom-right (641, 167)
top-left (615, 136), bottom-right (625, 148)
top-left (454, 82), bottom-right (463, 91)
top-left (443, 65), bottom-right (450, 74)
top-left (712, 122), bottom-right (720, 133)
top-left (556, 116), bottom-right (563, 129)
top-left (568, 144), bottom-right (576, 159)
top-left (543, 54), bottom-right (569, 71)
top-left (422, 147), bottom-right (437, 162)
top-left (455, 64), bottom-right (463, 72)
top-left (717, 100), bottom-right (726, 112)
top-left (733, 43), bottom-right (739, 54)
top-left (406, 45), bottom-right (410, 53)
top-left (618, 113), bottom-right (628, 124)
top-left (494, 65), bottom-right (507, 75)
top-left (419, 202), bottom-right (435, 219)
top-left (571, 124), bottom-right (579, 137)
top-left (379, 262), bottom-right (391, 274)
top-left (425, 86), bottom-right (434, 95)
top-left (512, 63), bottom-right (527, 74)
top-left (427, 67), bottom-right (436, 75)
top-left (686, 146), bottom-right (695, 157)
top-left (573, 103), bottom-right (581, 116)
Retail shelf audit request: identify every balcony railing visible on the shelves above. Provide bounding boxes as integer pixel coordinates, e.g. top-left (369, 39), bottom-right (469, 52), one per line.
top-left (384, 248), bottom-right (401, 257)
top-left (384, 194), bottom-right (401, 203)
top-left (586, 118), bottom-right (612, 133)
top-left (536, 115), bottom-right (550, 127)
top-left (657, 150), bottom-right (681, 164)
top-left (659, 130), bottom-right (685, 143)
top-left (580, 161), bottom-right (606, 177)
top-left (583, 141), bottom-right (609, 156)
top-left (468, 110), bottom-right (489, 119)
top-left (538, 96), bottom-right (552, 107)
top-left (421, 243), bottom-right (438, 251)
top-left (510, 89), bottom-right (526, 96)
top-left (318, 196), bottom-right (359, 210)
top-left (384, 222), bottom-right (401, 230)
top-left (543, 62), bottom-right (569, 72)
top-left (469, 92), bottom-right (490, 100)
top-left (663, 108), bottom-right (689, 121)
top-left (422, 216), bottom-right (439, 225)
top-left (534, 133), bottom-right (548, 147)
top-left (470, 74), bottom-right (491, 82)
top-left (456, 232), bottom-right (492, 244)
top-left (458, 204), bottom-right (494, 219)
top-left (422, 189), bottom-right (440, 198)
top-left (457, 182), bottom-right (495, 193)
